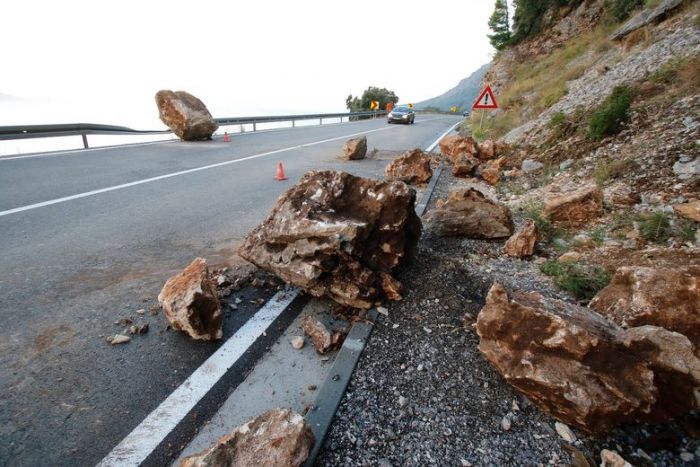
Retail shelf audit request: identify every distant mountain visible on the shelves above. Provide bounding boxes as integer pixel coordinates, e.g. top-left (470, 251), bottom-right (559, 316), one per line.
top-left (415, 63), bottom-right (490, 113)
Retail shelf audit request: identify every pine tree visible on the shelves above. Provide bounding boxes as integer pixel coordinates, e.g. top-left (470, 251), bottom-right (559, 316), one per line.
top-left (488, 0), bottom-right (512, 51)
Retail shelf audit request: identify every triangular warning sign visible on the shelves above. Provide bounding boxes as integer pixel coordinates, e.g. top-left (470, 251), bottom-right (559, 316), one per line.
top-left (473, 85), bottom-right (498, 109)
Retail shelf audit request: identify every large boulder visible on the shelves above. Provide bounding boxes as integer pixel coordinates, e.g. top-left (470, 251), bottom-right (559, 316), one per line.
top-left (238, 171), bottom-right (421, 308)
top-left (155, 90), bottom-right (218, 141)
top-left (480, 157), bottom-right (506, 186)
top-left (341, 136), bottom-right (367, 160)
top-left (590, 266), bottom-right (700, 346)
top-left (438, 135), bottom-right (479, 162)
top-left (452, 154), bottom-right (481, 178)
top-left (384, 148), bottom-right (433, 185)
top-left (477, 139), bottom-right (504, 161)
top-left (503, 219), bottom-right (537, 257)
top-left (158, 258), bottom-right (223, 341)
top-left (427, 188), bottom-right (513, 238)
top-left (476, 283), bottom-right (700, 433)
top-left (180, 409), bottom-right (314, 467)
top-left (543, 185), bottom-right (603, 227)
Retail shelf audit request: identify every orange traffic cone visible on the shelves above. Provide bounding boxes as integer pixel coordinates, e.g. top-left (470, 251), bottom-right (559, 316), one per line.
top-left (223, 132), bottom-right (231, 142)
top-left (274, 161), bottom-right (288, 181)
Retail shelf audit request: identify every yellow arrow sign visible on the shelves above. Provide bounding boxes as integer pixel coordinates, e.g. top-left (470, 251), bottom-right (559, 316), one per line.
top-left (370, 100), bottom-right (379, 110)
top-left (450, 106), bottom-right (457, 112)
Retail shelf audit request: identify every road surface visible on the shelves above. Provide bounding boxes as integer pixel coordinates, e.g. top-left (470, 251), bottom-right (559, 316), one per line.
top-left (0, 114), bottom-right (462, 466)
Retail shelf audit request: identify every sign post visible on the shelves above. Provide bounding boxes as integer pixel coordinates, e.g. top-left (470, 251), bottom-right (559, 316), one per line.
top-left (472, 84), bottom-right (499, 130)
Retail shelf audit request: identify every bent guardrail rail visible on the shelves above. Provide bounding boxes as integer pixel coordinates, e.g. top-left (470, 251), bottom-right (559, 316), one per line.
top-left (0, 111), bottom-right (388, 149)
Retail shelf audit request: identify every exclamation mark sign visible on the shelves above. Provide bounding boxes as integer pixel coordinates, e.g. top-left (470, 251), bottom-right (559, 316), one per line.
top-left (485, 94), bottom-right (489, 105)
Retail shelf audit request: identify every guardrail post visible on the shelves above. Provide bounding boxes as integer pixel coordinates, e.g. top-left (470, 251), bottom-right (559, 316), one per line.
top-left (292, 120), bottom-right (296, 128)
top-left (253, 122), bottom-right (257, 132)
top-left (82, 134), bottom-right (89, 149)
top-left (319, 118), bottom-right (322, 126)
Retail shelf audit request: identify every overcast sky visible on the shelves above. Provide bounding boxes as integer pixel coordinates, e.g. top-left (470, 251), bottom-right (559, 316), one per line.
top-left (1, 0), bottom-right (494, 128)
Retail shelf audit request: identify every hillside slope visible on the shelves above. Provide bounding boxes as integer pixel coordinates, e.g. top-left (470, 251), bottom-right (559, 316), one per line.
top-left (415, 63), bottom-right (489, 112)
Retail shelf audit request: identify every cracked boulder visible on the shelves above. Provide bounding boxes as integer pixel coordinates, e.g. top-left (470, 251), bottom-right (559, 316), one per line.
top-left (340, 136), bottom-right (367, 160)
top-left (384, 148), bottom-right (433, 185)
top-left (180, 408), bottom-right (314, 467)
top-left (158, 258), bottom-right (223, 340)
top-left (426, 188), bottom-right (513, 238)
top-left (452, 154), bottom-right (480, 178)
top-left (438, 135), bottom-right (479, 162)
top-left (238, 171), bottom-right (421, 308)
top-left (590, 266), bottom-right (700, 346)
top-left (155, 90), bottom-right (218, 141)
top-left (476, 283), bottom-right (700, 433)
top-left (503, 219), bottom-right (537, 258)
top-left (543, 185), bottom-right (603, 228)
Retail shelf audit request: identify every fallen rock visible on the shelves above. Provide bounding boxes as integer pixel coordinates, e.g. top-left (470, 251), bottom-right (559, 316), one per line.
top-left (380, 272), bottom-right (403, 301)
top-left (301, 316), bottom-right (332, 354)
top-left (555, 422), bottom-right (576, 443)
top-left (427, 188), bottom-right (513, 238)
top-left (341, 136), bottom-right (367, 160)
top-left (590, 266), bottom-right (700, 345)
top-left (452, 154), bottom-right (481, 178)
top-left (477, 139), bottom-right (502, 161)
top-left (558, 251), bottom-right (582, 263)
top-left (480, 157), bottom-right (506, 186)
top-left (290, 336), bottom-right (305, 350)
top-left (674, 200), bottom-right (700, 223)
top-left (238, 171), bottom-right (421, 308)
top-left (110, 334), bottom-right (130, 345)
top-left (476, 283), bottom-right (700, 433)
top-left (503, 219), bottom-right (537, 258)
top-left (158, 258), bottom-right (223, 341)
top-left (600, 449), bottom-right (633, 467)
top-left (604, 182), bottom-right (640, 208)
top-left (543, 185), bottom-right (603, 227)
top-left (521, 159), bottom-right (544, 173)
top-left (384, 148), bottom-right (433, 185)
top-left (180, 408), bottom-right (314, 467)
top-left (155, 90), bottom-right (218, 141)
top-left (438, 135), bottom-right (479, 162)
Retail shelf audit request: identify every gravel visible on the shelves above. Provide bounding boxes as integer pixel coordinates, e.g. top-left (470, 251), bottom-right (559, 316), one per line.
top-left (315, 170), bottom-right (699, 466)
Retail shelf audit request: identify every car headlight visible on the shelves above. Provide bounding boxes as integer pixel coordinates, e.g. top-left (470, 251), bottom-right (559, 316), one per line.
top-left (402, 114), bottom-right (408, 118)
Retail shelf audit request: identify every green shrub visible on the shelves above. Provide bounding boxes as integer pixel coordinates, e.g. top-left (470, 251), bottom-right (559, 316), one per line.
top-left (540, 260), bottom-right (612, 301)
top-left (522, 202), bottom-right (558, 241)
top-left (593, 157), bottom-right (632, 185)
top-left (637, 211), bottom-right (671, 243)
top-left (588, 85), bottom-right (634, 140)
top-left (607, 0), bottom-right (644, 22)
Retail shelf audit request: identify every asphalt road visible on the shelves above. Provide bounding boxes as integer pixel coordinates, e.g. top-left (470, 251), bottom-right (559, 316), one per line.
top-left (0, 114), bottom-right (462, 466)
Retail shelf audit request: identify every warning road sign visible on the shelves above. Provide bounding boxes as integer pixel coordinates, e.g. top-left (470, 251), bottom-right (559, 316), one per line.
top-left (370, 100), bottom-right (379, 110)
top-left (473, 85), bottom-right (498, 109)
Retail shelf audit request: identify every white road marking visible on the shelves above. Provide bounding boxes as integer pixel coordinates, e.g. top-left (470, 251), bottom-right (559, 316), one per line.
top-left (96, 286), bottom-right (300, 467)
top-left (0, 125), bottom-right (400, 218)
top-left (425, 120), bottom-right (462, 152)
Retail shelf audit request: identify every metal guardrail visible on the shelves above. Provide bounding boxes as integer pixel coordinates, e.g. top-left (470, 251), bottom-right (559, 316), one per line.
top-left (0, 111), bottom-right (388, 149)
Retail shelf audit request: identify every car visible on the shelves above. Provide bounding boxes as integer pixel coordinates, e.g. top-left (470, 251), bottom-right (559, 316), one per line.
top-left (387, 106), bottom-right (415, 124)
top-left (463, 111), bottom-right (470, 117)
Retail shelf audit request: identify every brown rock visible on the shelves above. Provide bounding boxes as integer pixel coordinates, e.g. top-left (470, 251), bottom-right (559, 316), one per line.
top-left (380, 272), bottom-right (403, 301)
top-left (480, 157), bottom-right (506, 186)
top-left (600, 449), bottom-right (632, 467)
top-left (438, 135), bottom-right (479, 162)
top-left (476, 283), bottom-right (700, 433)
top-left (238, 171), bottom-right (420, 308)
top-left (384, 148), bottom-right (433, 185)
top-left (604, 182), bottom-right (640, 208)
top-left (427, 188), bottom-right (513, 238)
top-left (341, 136), bottom-right (367, 160)
top-left (503, 219), bottom-right (537, 257)
top-left (477, 139), bottom-right (504, 160)
top-left (674, 200), bottom-right (700, 222)
top-left (590, 266), bottom-right (700, 345)
top-left (558, 251), bottom-right (582, 263)
top-left (180, 408), bottom-right (314, 467)
top-left (155, 90), bottom-right (218, 141)
top-left (301, 316), bottom-right (332, 354)
top-left (543, 185), bottom-right (603, 227)
top-left (158, 258), bottom-right (223, 341)
top-left (452, 154), bottom-right (480, 178)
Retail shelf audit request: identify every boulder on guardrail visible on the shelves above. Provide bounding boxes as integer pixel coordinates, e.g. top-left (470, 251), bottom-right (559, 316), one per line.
top-left (238, 170), bottom-right (421, 308)
top-left (155, 90), bottom-right (218, 141)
